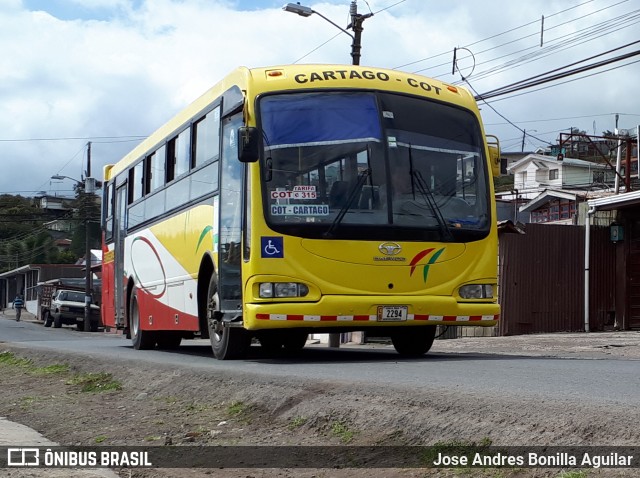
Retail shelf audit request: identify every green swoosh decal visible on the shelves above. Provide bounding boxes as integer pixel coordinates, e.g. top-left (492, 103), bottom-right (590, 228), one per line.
top-left (196, 225), bottom-right (213, 253)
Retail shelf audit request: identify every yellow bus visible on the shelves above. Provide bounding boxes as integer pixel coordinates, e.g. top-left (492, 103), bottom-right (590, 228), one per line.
top-left (101, 64), bottom-right (500, 360)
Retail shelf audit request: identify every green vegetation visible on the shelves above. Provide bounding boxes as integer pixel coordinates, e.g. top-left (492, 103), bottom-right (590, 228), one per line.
top-left (0, 351), bottom-right (69, 375)
top-left (557, 472), bottom-right (588, 478)
top-left (66, 372), bottom-right (122, 393)
top-left (185, 402), bottom-right (211, 413)
top-left (94, 435), bottom-right (108, 444)
top-left (330, 420), bottom-right (355, 443)
top-left (0, 192), bottom-right (101, 273)
top-left (227, 401), bottom-right (248, 416)
top-left (0, 351), bottom-right (32, 367)
top-left (288, 416), bottom-right (308, 429)
top-left (19, 396), bottom-right (39, 409)
top-left (32, 364), bottom-right (70, 375)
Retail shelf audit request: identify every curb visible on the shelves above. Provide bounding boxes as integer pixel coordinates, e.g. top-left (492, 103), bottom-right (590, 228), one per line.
top-left (0, 418), bottom-right (119, 478)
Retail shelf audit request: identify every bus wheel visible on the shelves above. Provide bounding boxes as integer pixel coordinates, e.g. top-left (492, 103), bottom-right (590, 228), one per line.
top-left (130, 288), bottom-right (156, 350)
top-left (391, 326), bottom-right (437, 357)
top-left (207, 276), bottom-right (249, 360)
top-left (282, 332), bottom-right (308, 352)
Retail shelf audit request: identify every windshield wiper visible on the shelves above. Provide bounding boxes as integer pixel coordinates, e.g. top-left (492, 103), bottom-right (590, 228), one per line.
top-left (324, 168), bottom-right (371, 238)
top-left (410, 170), bottom-right (453, 241)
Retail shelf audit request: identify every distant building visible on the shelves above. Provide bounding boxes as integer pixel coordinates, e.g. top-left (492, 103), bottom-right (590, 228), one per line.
top-left (497, 153), bottom-right (614, 224)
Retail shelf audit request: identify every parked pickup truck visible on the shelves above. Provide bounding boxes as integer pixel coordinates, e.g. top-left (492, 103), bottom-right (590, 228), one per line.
top-left (46, 289), bottom-right (101, 331)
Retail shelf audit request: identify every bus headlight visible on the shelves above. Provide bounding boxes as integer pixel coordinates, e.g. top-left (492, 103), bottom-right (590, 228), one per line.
top-left (459, 284), bottom-right (494, 299)
top-left (259, 282), bottom-right (309, 298)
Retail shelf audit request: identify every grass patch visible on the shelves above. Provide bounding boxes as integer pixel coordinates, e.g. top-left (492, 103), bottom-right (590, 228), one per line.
top-left (19, 396), bottom-right (38, 409)
top-left (32, 364), bottom-right (70, 375)
top-left (330, 420), bottom-right (355, 444)
top-left (94, 435), bottom-right (107, 444)
top-left (0, 351), bottom-right (70, 376)
top-left (0, 351), bottom-right (32, 367)
top-left (67, 372), bottom-right (122, 393)
top-left (226, 401), bottom-right (254, 425)
top-left (227, 401), bottom-right (247, 416)
top-left (289, 416), bottom-right (308, 429)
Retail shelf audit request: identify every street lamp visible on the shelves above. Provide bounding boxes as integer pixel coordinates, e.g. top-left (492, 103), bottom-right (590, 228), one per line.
top-left (283, 1), bottom-right (373, 65)
top-left (51, 174), bottom-right (97, 332)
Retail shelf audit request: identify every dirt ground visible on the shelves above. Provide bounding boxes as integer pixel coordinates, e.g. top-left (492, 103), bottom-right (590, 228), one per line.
top-left (1, 313), bottom-right (640, 478)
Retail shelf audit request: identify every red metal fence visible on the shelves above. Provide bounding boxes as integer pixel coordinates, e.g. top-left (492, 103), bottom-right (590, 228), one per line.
top-left (498, 224), bottom-right (615, 335)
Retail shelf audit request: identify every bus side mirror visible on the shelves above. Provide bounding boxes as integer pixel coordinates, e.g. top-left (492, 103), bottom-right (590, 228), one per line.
top-left (486, 135), bottom-right (501, 177)
top-left (238, 127), bottom-right (259, 163)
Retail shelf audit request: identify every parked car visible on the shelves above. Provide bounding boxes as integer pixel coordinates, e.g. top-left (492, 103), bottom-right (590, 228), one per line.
top-left (46, 289), bottom-right (100, 331)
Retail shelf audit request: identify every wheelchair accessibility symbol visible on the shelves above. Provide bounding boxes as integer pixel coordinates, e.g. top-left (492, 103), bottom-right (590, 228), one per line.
top-left (261, 237), bottom-right (284, 258)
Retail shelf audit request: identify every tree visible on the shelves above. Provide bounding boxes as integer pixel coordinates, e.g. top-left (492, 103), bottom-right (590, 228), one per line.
top-left (69, 184), bottom-right (101, 258)
top-left (0, 193), bottom-right (83, 272)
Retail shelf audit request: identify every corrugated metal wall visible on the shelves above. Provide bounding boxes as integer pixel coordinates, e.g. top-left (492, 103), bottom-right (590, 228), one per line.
top-left (498, 224), bottom-right (615, 335)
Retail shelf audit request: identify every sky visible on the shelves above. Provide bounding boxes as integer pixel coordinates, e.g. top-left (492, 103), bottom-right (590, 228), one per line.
top-left (2, 0), bottom-right (639, 197)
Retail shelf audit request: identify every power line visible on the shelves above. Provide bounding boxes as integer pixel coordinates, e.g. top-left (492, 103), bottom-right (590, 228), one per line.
top-left (445, 8), bottom-right (640, 84)
top-left (484, 57), bottom-right (640, 104)
top-left (476, 47), bottom-right (640, 101)
top-left (485, 112), bottom-right (640, 126)
top-left (0, 135), bottom-right (146, 142)
top-left (394, 0), bottom-right (614, 71)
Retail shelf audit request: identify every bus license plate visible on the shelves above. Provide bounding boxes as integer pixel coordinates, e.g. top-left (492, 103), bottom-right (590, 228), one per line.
top-left (377, 306), bottom-right (408, 322)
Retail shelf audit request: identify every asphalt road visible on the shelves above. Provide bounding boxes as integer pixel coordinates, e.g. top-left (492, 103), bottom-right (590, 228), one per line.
top-left (2, 316), bottom-right (638, 406)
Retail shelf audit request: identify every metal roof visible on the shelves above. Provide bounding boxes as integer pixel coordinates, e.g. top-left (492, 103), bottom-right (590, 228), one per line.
top-left (588, 190), bottom-right (640, 211)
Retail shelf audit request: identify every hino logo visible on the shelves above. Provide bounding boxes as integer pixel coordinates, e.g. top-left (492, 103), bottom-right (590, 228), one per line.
top-left (379, 242), bottom-right (402, 255)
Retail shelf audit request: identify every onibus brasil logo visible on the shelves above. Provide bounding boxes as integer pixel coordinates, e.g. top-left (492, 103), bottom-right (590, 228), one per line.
top-left (409, 247), bottom-right (445, 282)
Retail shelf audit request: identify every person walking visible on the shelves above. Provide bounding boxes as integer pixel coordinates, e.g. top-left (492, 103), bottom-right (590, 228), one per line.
top-left (13, 293), bottom-right (24, 322)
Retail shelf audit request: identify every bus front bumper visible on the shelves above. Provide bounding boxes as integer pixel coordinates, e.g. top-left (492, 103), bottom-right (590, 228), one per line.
top-left (243, 295), bottom-right (499, 330)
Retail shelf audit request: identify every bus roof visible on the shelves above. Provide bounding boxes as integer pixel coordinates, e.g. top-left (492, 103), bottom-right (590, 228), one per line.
top-left (106, 64), bottom-right (478, 179)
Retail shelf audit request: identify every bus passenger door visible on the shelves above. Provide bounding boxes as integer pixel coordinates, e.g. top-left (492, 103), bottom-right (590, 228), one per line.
top-left (113, 184), bottom-right (127, 326)
top-left (217, 112), bottom-right (244, 317)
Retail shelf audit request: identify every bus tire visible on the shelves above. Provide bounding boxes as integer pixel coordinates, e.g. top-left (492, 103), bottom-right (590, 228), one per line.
top-left (391, 325), bottom-right (437, 357)
top-left (282, 331), bottom-right (308, 352)
top-left (130, 287), bottom-right (156, 350)
top-left (207, 276), bottom-right (249, 360)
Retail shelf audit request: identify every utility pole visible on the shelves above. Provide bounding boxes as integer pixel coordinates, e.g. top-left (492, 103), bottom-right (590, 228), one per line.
top-left (84, 141), bottom-right (94, 332)
top-left (347, 1), bottom-right (373, 65)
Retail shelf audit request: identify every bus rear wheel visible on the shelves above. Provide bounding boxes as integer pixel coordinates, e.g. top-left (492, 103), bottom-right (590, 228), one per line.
top-left (391, 326), bottom-right (437, 357)
top-left (130, 287), bottom-right (156, 350)
top-left (207, 276), bottom-right (249, 360)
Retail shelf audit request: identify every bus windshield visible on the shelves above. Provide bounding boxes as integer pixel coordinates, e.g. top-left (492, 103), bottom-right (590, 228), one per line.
top-left (259, 91), bottom-right (490, 242)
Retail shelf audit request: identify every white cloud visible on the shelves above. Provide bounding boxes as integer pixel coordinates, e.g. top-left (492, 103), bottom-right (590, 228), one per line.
top-left (1, 0), bottom-right (638, 196)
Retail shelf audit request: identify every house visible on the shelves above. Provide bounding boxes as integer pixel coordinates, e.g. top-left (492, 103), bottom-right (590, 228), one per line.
top-left (508, 153), bottom-right (613, 194)
top-left (0, 250), bottom-right (102, 314)
top-left (501, 153), bottom-right (614, 224)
